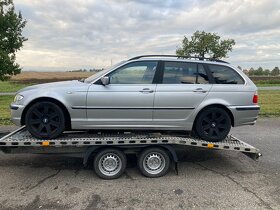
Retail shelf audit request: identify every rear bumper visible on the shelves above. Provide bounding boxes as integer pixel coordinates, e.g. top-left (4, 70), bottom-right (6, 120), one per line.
top-left (228, 105), bottom-right (260, 126)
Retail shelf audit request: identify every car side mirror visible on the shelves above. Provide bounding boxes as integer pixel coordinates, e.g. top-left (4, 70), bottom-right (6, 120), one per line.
top-left (101, 76), bottom-right (110, 85)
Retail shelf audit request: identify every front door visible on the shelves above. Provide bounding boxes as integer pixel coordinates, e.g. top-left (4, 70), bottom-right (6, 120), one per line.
top-left (86, 61), bottom-right (158, 128)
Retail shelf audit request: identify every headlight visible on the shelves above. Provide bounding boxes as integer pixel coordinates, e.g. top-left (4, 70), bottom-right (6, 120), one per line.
top-left (14, 94), bottom-right (24, 102)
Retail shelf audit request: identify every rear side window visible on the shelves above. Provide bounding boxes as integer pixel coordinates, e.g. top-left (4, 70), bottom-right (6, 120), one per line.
top-left (208, 64), bottom-right (245, 84)
top-left (162, 62), bottom-right (209, 84)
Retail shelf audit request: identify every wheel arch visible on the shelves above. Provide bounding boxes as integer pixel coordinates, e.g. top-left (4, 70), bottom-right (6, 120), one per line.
top-left (137, 145), bottom-right (177, 162)
top-left (192, 104), bottom-right (235, 131)
top-left (21, 97), bottom-right (71, 130)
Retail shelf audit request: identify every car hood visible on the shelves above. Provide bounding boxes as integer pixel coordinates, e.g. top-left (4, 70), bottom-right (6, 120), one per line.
top-left (18, 80), bottom-right (85, 93)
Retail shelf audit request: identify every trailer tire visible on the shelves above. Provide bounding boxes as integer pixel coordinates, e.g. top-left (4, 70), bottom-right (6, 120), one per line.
top-left (93, 148), bottom-right (126, 179)
top-left (138, 147), bottom-right (170, 178)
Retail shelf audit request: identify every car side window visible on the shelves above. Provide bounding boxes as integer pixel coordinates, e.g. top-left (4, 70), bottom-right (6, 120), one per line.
top-left (208, 64), bottom-right (245, 84)
top-left (108, 61), bottom-right (157, 84)
top-left (162, 62), bottom-right (209, 84)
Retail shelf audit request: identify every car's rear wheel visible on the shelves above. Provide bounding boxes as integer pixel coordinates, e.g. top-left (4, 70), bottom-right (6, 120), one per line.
top-left (25, 101), bottom-right (65, 139)
top-left (194, 107), bottom-right (231, 142)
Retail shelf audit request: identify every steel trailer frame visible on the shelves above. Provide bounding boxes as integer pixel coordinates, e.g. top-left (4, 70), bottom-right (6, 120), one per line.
top-left (0, 126), bottom-right (262, 176)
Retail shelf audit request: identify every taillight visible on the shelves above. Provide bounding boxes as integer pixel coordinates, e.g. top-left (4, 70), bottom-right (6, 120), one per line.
top-left (253, 92), bottom-right (258, 104)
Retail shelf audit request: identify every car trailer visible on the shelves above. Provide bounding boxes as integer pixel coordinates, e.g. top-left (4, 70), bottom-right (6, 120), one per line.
top-left (0, 126), bottom-right (262, 179)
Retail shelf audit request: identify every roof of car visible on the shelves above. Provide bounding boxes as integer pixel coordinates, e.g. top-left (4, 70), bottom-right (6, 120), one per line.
top-left (127, 55), bottom-right (229, 65)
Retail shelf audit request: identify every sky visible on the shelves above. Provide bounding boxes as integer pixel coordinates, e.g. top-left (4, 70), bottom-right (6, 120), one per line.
top-left (14, 0), bottom-right (280, 71)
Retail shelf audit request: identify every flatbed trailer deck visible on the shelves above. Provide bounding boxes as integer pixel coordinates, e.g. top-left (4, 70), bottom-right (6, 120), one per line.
top-left (0, 126), bottom-right (262, 179)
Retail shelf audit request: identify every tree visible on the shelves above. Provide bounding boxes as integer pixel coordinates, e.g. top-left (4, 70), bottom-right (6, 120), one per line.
top-left (248, 67), bottom-right (255, 76)
top-left (254, 67), bottom-right (264, 76)
top-left (176, 31), bottom-right (235, 59)
top-left (271, 67), bottom-right (280, 76)
top-left (0, 0), bottom-right (27, 80)
top-left (264, 69), bottom-right (270, 76)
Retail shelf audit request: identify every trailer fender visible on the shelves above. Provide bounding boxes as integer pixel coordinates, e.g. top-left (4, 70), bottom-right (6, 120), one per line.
top-left (83, 146), bottom-right (102, 167)
top-left (159, 145), bottom-right (179, 175)
top-left (159, 145), bottom-right (179, 162)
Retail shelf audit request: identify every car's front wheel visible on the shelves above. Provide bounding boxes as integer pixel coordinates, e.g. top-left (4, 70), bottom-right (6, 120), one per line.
top-left (25, 101), bottom-right (65, 139)
top-left (194, 107), bottom-right (231, 142)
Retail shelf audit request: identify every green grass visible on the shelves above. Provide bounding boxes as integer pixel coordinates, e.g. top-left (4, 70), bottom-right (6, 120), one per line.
top-left (0, 91), bottom-right (279, 126)
top-left (254, 79), bottom-right (280, 87)
top-left (0, 81), bottom-right (33, 92)
top-left (0, 95), bottom-right (14, 125)
top-left (258, 90), bottom-right (280, 117)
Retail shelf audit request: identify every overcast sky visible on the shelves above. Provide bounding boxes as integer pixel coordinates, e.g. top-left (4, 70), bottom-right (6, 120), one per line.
top-left (14, 0), bottom-right (280, 71)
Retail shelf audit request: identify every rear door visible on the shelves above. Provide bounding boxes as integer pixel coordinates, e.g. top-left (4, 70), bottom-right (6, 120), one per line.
top-left (153, 61), bottom-right (212, 124)
top-left (206, 64), bottom-right (248, 105)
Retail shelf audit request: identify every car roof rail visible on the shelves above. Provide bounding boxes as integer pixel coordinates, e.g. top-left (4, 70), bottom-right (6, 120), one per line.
top-left (128, 55), bottom-right (229, 64)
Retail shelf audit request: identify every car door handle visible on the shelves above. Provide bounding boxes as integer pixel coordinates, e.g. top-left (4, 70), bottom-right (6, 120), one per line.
top-left (193, 88), bottom-right (207, 93)
top-left (139, 88), bottom-right (154, 93)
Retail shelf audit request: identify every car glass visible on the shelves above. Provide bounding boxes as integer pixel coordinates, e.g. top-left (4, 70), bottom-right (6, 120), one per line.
top-left (163, 62), bottom-right (209, 84)
top-left (109, 61), bottom-right (157, 84)
top-left (208, 64), bottom-right (244, 84)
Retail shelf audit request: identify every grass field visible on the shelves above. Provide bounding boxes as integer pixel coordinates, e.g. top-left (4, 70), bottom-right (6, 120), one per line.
top-left (0, 81), bottom-right (33, 92)
top-left (258, 90), bottom-right (280, 117)
top-left (11, 71), bottom-right (93, 84)
top-left (0, 72), bottom-right (94, 92)
top-left (0, 90), bottom-right (279, 126)
top-left (253, 78), bottom-right (280, 87)
top-left (0, 95), bottom-right (13, 125)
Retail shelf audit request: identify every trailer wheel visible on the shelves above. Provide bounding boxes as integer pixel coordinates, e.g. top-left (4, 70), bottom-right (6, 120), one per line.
top-left (138, 147), bottom-right (170, 178)
top-left (93, 148), bottom-right (126, 179)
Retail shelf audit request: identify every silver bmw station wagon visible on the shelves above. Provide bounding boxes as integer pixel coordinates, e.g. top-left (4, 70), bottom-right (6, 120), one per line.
top-left (10, 55), bottom-right (260, 141)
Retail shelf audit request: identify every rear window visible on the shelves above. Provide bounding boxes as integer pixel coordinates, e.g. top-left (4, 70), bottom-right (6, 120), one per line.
top-left (208, 64), bottom-right (245, 84)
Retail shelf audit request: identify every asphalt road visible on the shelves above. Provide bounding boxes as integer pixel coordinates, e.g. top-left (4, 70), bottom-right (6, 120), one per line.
top-left (0, 118), bottom-right (279, 210)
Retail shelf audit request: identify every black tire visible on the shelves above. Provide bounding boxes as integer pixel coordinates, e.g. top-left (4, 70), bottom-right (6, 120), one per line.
top-left (25, 101), bottom-right (65, 139)
top-left (138, 147), bottom-right (170, 178)
top-left (194, 107), bottom-right (231, 142)
top-left (93, 148), bottom-right (127, 179)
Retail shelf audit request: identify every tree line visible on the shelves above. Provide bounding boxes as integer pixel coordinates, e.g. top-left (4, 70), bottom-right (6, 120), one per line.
top-left (244, 67), bottom-right (280, 76)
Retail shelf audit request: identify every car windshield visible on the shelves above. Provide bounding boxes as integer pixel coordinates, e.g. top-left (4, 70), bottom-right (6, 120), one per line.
top-left (84, 61), bottom-right (126, 83)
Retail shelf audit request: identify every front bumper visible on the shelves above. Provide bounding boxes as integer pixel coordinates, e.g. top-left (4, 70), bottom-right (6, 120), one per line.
top-left (228, 105), bottom-right (260, 126)
top-left (10, 103), bottom-right (25, 126)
